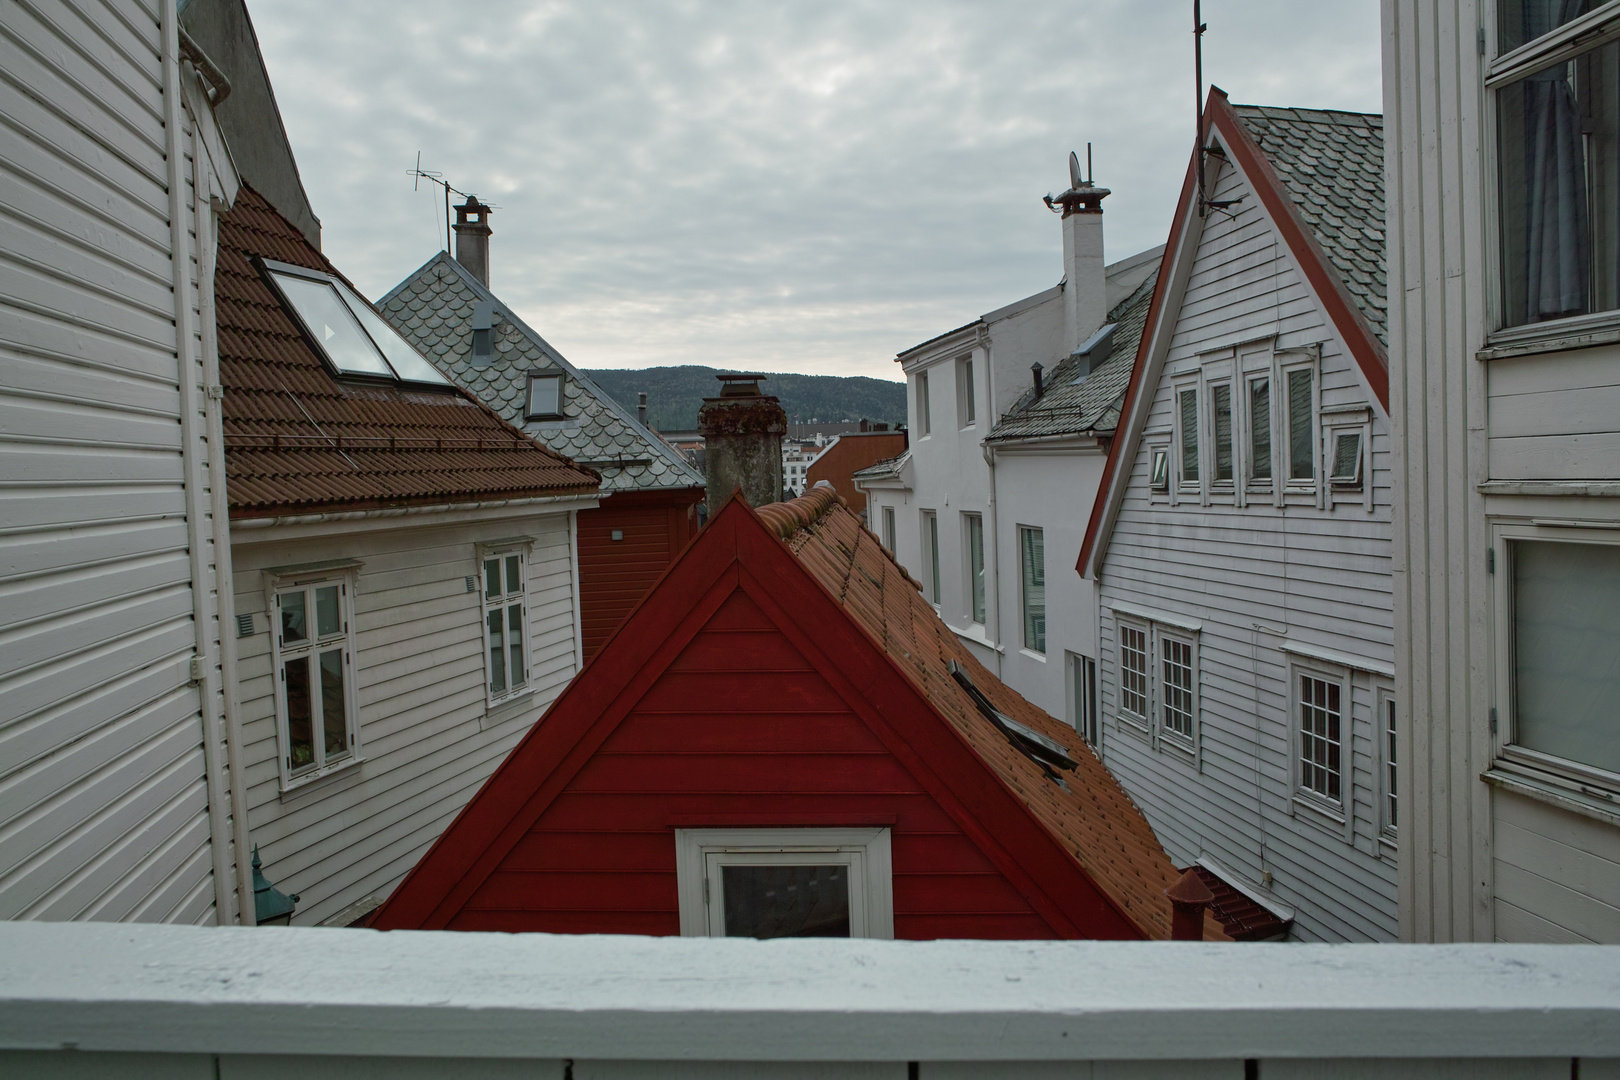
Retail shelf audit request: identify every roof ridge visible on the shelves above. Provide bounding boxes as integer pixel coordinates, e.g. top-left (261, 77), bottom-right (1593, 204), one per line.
top-left (754, 482), bottom-right (843, 539)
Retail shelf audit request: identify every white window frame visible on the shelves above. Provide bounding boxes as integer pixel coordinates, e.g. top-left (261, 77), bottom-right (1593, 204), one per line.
top-left (1148, 443), bottom-right (1170, 497)
top-left (1376, 683), bottom-right (1398, 848)
top-left (1068, 651), bottom-right (1099, 748)
top-left (268, 568), bottom-right (362, 792)
top-left (1239, 346), bottom-right (1276, 505)
top-left (1018, 524), bottom-right (1046, 655)
top-left (1154, 625), bottom-right (1200, 755)
top-left (957, 354), bottom-right (977, 428)
top-left (1115, 616), bottom-right (1152, 734)
top-left (1490, 521), bottom-right (1620, 804)
top-left (1207, 373), bottom-right (1237, 497)
top-left (479, 540), bottom-right (534, 707)
top-left (1172, 379), bottom-right (1202, 503)
top-left (917, 369), bottom-right (932, 437)
top-left (963, 511), bottom-right (986, 627)
top-left (1277, 348), bottom-right (1322, 503)
top-left (1483, 2), bottom-right (1620, 345)
top-left (674, 827), bottom-right (894, 939)
top-left (881, 505), bottom-right (896, 552)
top-left (920, 510), bottom-right (940, 606)
top-left (1290, 658), bottom-right (1350, 826)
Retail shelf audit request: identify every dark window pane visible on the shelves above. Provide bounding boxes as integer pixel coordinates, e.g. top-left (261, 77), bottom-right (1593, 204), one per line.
top-left (315, 585), bottom-right (341, 638)
top-left (528, 374), bottom-right (561, 416)
top-left (284, 655), bottom-right (314, 770)
top-left (1021, 527), bottom-right (1045, 653)
top-left (488, 609), bottom-right (506, 693)
top-left (485, 557), bottom-right (500, 600)
top-left (1179, 389), bottom-right (1199, 481)
top-left (1288, 370), bottom-right (1314, 480)
top-left (508, 603), bottom-right (525, 687)
top-left (320, 648), bottom-right (347, 760)
top-left (280, 590), bottom-right (307, 644)
top-left (721, 864), bottom-right (851, 938)
top-left (1499, 0), bottom-right (1590, 56)
top-left (1213, 384), bottom-right (1233, 480)
top-left (505, 555), bottom-right (521, 597)
top-left (1250, 378), bottom-right (1272, 480)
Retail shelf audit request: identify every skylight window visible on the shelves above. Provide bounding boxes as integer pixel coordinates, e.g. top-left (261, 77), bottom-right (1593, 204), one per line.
top-left (262, 260), bottom-right (451, 387)
top-left (947, 660), bottom-right (1077, 774)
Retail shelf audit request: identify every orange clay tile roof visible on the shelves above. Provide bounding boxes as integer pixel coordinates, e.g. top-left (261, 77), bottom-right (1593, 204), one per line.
top-left (759, 485), bottom-right (1228, 941)
top-left (218, 184), bottom-right (598, 517)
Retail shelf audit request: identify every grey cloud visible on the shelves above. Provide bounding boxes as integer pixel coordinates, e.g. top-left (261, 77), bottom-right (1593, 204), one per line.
top-left (250, 0), bottom-right (1380, 379)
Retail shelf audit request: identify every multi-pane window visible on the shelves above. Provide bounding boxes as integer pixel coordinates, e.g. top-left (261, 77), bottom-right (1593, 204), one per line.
top-left (1287, 368), bottom-right (1315, 480)
top-left (1494, 5), bottom-right (1620, 327)
top-left (1384, 697), bottom-right (1398, 835)
top-left (482, 550), bottom-right (529, 700)
top-left (1160, 635), bottom-right (1196, 741)
top-left (964, 512), bottom-right (986, 625)
top-left (1211, 383), bottom-right (1234, 482)
top-left (1178, 388), bottom-right (1199, 483)
top-left (273, 578), bottom-right (357, 781)
top-left (1119, 623), bottom-right (1149, 719)
top-left (881, 506), bottom-right (896, 552)
top-left (1072, 653), bottom-right (1098, 746)
top-left (917, 371), bottom-right (932, 436)
top-left (1248, 376), bottom-right (1272, 481)
top-left (921, 511), bottom-right (940, 605)
top-left (1298, 672), bottom-right (1343, 803)
top-left (1019, 526), bottom-right (1045, 653)
top-left (958, 356), bottom-right (976, 427)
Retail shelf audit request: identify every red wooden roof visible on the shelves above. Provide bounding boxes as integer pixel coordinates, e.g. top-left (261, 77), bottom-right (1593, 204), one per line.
top-left (373, 486), bottom-right (1223, 940)
top-left (218, 184), bottom-right (598, 517)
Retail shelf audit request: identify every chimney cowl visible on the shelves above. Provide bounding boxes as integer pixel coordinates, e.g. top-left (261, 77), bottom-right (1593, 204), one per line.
top-left (453, 196), bottom-right (493, 287)
top-left (1031, 361), bottom-right (1045, 400)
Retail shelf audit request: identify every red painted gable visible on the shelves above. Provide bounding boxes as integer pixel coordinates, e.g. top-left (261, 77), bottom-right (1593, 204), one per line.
top-left (577, 488), bottom-right (703, 658)
top-left (374, 493), bottom-right (1212, 939)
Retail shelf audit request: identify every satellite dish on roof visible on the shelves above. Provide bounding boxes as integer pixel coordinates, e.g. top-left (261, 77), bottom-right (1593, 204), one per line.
top-left (1069, 150), bottom-right (1083, 190)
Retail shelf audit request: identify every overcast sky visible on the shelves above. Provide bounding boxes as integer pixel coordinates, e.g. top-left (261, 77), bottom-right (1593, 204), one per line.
top-left (250, 1), bottom-right (1381, 381)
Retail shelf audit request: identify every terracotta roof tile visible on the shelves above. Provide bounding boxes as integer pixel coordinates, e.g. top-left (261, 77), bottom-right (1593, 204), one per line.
top-left (218, 185), bottom-right (598, 517)
top-left (763, 486), bottom-right (1227, 940)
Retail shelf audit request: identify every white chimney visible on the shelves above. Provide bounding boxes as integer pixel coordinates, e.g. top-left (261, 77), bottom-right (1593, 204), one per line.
top-left (1056, 153), bottom-right (1110, 356)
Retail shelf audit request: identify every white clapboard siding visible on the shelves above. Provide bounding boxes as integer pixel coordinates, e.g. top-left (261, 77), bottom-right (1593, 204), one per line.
top-left (0, 0), bottom-right (231, 924)
top-left (1096, 156), bottom-right (1397, 942)
top-left (230, 511), bottom-right (581, 926)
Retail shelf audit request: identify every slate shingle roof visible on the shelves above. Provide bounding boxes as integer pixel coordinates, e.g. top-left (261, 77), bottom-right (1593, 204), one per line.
top-left (380, 254), bottom-right (705, 495)
top-left (217, 186), bottom-right (598, 516)
top-left (1231, 104), bottom-right (1387, 345)
top-left (758, 486), bottom-right (1227, 941)
top-left (985, 268), bottom-right (1159, 443)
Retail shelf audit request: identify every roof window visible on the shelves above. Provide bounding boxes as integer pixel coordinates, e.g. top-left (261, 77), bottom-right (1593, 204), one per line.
top-left (947, 660), bottom-right (1077, 776)
top-left (260, 259), bottom-right (452, 387)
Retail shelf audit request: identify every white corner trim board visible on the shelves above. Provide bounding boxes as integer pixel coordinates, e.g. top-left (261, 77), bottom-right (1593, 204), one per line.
top-left (1, 925), bottom-right (1618, 1062)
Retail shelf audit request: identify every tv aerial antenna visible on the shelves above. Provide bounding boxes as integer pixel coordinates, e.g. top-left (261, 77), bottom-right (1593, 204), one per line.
top-left (408, 152), bottom-right (497, 252)
top-left (1193, 2), bottom-right (1240, 219)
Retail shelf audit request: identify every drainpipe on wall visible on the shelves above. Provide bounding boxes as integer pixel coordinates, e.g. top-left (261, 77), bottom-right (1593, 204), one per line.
top-left (164, 1), bottom-right (236, 924)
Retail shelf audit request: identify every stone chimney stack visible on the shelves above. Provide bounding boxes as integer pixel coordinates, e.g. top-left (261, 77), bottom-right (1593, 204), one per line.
top-left (1056, 154), bottom-right (1110, 356)
top-left (453, 196), bottom-right (492, 287)
top-left (697, 373), bottom-right (787, 512)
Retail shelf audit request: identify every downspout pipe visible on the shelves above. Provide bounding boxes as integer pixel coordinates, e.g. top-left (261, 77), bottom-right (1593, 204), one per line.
top-left (163, 0), bottom-right (236, 924)
top-left (189, 78), bottom-right (255, 922)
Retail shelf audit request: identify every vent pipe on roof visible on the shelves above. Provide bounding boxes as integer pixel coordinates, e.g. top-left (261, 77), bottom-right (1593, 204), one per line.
top-left (637, 391), bottom-right (648, 429)
top-left (453, 196), bottom-right (492, 287)
top-left (1166, 868), bottom-right (1215, 940)
top-left (1031, 362), bottom-right (1044, 401)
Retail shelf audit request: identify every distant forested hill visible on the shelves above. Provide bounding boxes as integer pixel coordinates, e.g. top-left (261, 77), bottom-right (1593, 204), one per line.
top-left (582, 366), bottom-right (908, 432)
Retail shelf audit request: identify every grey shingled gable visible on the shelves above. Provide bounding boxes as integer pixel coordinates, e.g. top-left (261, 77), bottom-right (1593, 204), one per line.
top-left (380, 253), bottom-right (704, 494)
top-left (985, 268), bottom-right (1159, 443)
top-left (1231, 103), bottom-right (1387, 345)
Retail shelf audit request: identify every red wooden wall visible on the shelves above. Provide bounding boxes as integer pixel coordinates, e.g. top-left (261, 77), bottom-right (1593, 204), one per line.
top-left (577, 488), bottom-right (702, 658)
top-left (447, 588), bottom-right (1057, 939)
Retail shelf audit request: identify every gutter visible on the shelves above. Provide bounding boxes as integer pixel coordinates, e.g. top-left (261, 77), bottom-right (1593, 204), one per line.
top-left (230, 492), bottom-right (601, 532)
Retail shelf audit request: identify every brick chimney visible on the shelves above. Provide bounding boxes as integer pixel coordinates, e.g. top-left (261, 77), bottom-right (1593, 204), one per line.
top-left (697, 373), bottom-right (787, 512)
top-left (453, 196), bottom-right (492, 287)
top-left (1055, 155), bottom-right (1110, 356)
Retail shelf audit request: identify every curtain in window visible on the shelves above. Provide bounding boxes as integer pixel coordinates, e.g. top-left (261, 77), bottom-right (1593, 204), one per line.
top-left (1521, 0), bottom-right (1591, 321)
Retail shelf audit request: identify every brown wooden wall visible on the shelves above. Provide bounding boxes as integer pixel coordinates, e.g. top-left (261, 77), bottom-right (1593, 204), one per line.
top-left (449, 589), bottom-right (1057, 939)
top-left (577, 488), bottom-right (702, 658)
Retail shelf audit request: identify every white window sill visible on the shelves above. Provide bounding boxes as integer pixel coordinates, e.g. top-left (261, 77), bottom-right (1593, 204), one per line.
top-left (949, 622), bottom-right (1001, 653)
top-left (482, 688), bottom-right (538, 731)
top-left (1479, 310), bottom-right (1620, 361)
top-left (280, 755), bottom-right (363, 800)
top-left (1290, 791), bottom-right (1346, 829)
top-left (1159, 732), bottom-right (1196, 764)
top-left (1116, 713), bottom-right (1151, 741)
top-left (1483, 762), bottom-right (1620, 829)
top-left (1018, 648), bottom-right (1047, 663)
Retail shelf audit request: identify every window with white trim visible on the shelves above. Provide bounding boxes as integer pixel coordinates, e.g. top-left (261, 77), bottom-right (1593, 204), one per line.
top-left (921, 510), bottom-right (940, 605)
top-left (964, 512), bottom-right (986, 625)
top-left (481, 547), bottom-right (530, 702)
top-left (1159, 630), bottom-right (1197, 744)
top-left (1285, 366), bottom-right (1316, 482)
top-left (1019, 525), bottom-right (1045, 653)
top-left (674, 827), bottom-right (894, 939)
top-left (1492, 3), bottom-right (1620, 330)
top-left (272, 575), bottom-right (359, 785)
top-left (957, 354), bottom-right (976, 427)
top-left (1149, 446), bottom-right (1170, 493)
top-left (1296, 669), bottom-right (1345, 806)
top-left (917, 370), bottom-right (932, 436)
top-left (1380, 691), bottom-right (1398, 838)
top-left (1247, 373), bottom-right (1273, 485)
top-left (1117, 620), bottom-right (1150, 725)
top-left (881, 505), bottom-right (896, 552)
top-left (1177, 387), bottom-right (1200, 487)
top-left (1211, 380), bottom-right (1235, 485)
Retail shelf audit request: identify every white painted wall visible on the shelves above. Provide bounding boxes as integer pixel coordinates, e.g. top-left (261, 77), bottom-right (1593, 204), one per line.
top-left (1384, 0), bottom-right (1620, 943)
top-left (0, 0), bottom-right (242, 923)
top-left (2, 923), bottom-right (1619, 1078)
top-left (1095, 155), bottom-right (1397, 942)
top-left (229, 502), bottom-right (587, 925)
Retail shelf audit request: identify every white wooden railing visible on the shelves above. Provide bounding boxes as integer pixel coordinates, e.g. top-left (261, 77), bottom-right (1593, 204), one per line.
top-left (2, 924), bottom-right (1618, 1078)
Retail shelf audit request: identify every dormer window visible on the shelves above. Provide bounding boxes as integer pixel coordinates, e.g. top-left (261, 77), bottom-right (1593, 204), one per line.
top-left (1329, 430), bottom-right (1364, 488)
top-left (526, 371), bottom-right (565, 420)
top-left (260, 259), bottom-right (451, 387)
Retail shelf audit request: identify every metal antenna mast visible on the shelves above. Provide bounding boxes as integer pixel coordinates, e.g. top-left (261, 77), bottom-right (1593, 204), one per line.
top-left (1194, 0), bottom-right (1208, 217)
top-left (408, 153), bottom-right (493, 253)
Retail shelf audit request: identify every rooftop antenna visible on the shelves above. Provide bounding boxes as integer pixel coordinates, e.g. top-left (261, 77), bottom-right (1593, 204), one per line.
top-left (407, 153), bottom-right (497, 253)
top-left (1192, 3), bottom-right (1239, 219)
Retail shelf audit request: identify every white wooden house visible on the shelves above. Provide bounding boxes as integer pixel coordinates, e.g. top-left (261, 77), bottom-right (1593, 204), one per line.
top-left (0, 0), bottom-right (249, 923)
top-left (1079, 91), bottom-right (1394, 941)
top-left (214, 185), bottom-right (599, 927)
top-left (857, 162), bottom-right (1159, 726)
top-left (1384, 0), bottom-right (1620, 943)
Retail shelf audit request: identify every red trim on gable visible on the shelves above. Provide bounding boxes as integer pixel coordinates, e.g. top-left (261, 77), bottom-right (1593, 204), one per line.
top-left (1208, 90), bottom-right (1388, 412)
